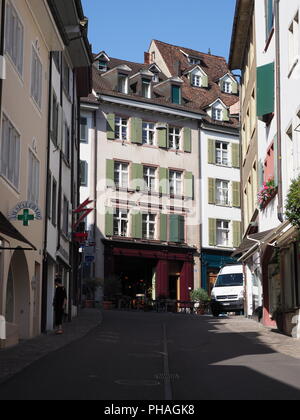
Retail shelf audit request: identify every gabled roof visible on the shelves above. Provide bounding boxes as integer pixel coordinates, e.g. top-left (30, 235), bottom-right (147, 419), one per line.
top-left (206, 98), bottom-right (228, 109)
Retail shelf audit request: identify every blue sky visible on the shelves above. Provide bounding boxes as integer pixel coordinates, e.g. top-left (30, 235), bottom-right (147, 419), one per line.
top-left (81, 0), bottom-right (236, 63)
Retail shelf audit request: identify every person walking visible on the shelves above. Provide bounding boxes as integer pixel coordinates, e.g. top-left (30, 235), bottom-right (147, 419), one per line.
top-left (53, 275), bottom-right (67, 335)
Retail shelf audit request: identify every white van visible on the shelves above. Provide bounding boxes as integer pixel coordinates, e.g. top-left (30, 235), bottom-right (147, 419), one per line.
top-left (210, 264), bottom-right (244, 317)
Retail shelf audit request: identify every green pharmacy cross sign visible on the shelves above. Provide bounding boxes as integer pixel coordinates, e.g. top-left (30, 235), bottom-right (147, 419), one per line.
top-left (17, 209), bottom-right (35, 226)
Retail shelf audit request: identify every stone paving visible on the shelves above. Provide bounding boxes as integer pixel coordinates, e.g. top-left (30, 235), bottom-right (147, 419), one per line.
top-left (0, 309), bottom-right (102, 385)
top-left (217, 315), bottom-right (300, 360)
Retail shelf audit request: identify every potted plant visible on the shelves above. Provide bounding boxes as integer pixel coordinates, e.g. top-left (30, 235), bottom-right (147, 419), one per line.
top-left (286, 175), bottom-right (300, 228)
top-left (190, 288), bottom-right (210, 315)
top-left (257, 177), bottom-right (277, 210)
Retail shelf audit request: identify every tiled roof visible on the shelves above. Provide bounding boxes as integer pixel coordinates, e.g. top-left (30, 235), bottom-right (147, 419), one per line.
top-left (82, 41), bottom-right (239, 128)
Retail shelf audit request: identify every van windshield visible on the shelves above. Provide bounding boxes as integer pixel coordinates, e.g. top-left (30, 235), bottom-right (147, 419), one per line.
top-left (215, 273), bottom-right (243, 287)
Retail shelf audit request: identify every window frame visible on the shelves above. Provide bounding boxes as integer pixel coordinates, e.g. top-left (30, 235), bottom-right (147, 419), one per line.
top-left (169, 170), bottom-right (183, 196)
top-left (114, 161), bottom-right (129, 189)
top-left (0, 114), bottom-right (20, 190)
top-left (142, 213), bottom-right (156, 240)
top-left (216, 219), bottom-right (230, 247)
top-left (31, 44), bottom-right (43, 109)
top-left (143, 166), bottom-right (156, 192)
top-left (80, 117), bottom-right (88, 143)
top-left (216, 141), bottom-right (229, 166)
top-left (142, 122), bottom-right (155, 145)
top-left (212, 107), bottom-right (222, 121)
top-left (118, 73), bottom-right (128, 94)
top-left (5, 1), bottom-right (24, 77)
top-left (115, 116), bottom-right (128, 141)
top-left (27, 149), bottom-right (40, 204)
top-left (168, 126), bottom-right (181, 150)
top-left (80, 160), bottom-right (88, 187)
top-left (113, 208), bottom-right (129, 237)
top-left (216, 179), bottom-right (229, 206)
top-left (142, 78), bottom-right (151, 98)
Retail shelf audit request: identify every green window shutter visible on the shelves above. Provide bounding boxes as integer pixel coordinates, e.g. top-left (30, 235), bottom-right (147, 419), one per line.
top-left (273, 134), bottom-right (278, 187)
top-left (106, 113), bottom-right (115, 140)
top-left (208, 219), bottom-right (217, 246)
top-left (208, 178), bottom-right (216, 204)
top-left (202, 74), bottom-right (208, 88)
top-left (232, 221), bottom-right (242, 248)
top-left (106, 159), bottom-right (115, 187)
top-left (232, 143), bottom-right (240, 168)
top-left (208, 139), bottom-right (216, 164)
top-left (223, 108), bottom-right (230, 122)
top-left (131, 117), bottom-right (142, 144)
top-left (158, 127), bottom-right (168, 148)
top-left (232, 81), bottom-right (238, 95)
top-left (169, 214), bottom-right (184, 243)
top-left (105, 208), bottom-right (114, 237)
top-left (171, 85), bottom-right (181, 104)
top-left (159, 167), bottom-right (169, 195)
top-left (232, 181), bottom-right (241, 208)
top-left (131, 212), bottom-right (142, 239)
top-left (184, 171), bottom-right (194, 199)
top-left (256, 62), bottom-right (275, 117)
top-left (131, 163), bottom-right (143, 190)
top-left (183, 127), bottom-right (192, 153)
top-left (160, 214), bottom-right (168, 242)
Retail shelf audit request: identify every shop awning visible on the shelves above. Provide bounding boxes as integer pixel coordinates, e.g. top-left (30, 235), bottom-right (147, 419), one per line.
top-left (232, 228), bottom-right (277, 260)
top-left (0, 212), bottom-right (36, 250)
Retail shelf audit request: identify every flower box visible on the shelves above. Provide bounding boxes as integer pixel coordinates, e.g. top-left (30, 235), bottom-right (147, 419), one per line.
top-left (257, 178), bottom-right (277, 210)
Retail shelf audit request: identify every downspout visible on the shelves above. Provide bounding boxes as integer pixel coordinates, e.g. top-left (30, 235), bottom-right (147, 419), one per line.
top-left (41, 52), bottom-right (53, 333)
top-left (275, 0), bottom-right (284, 223)
top-left (0, 0), bottom-right (6, 116)
top-left (198, 120), bottom-right (203, 290)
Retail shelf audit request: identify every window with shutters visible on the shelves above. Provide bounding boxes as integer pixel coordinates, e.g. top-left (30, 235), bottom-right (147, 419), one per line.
top-left (169, 127), bottom-right (181, 150)
top-left (5, 1), bottom-right (24, 76)
top-left (216, 180), bottom-right (229, 206)
top-left (142, 214), bottom-right (156, 240)
top-left (114, 162), bottom-right (128, 189)
top-left (171, 85), bottom-right (181, 105)
top-left (115, 116), bottom-right (128, 140)
top-left (223, 81), bottom-right (232, 94)
top-left (31, 46), bottom-right (42, 109)
top-left (114, 209), bottom-right (128, 237)
top-left (51, 93), bottom-right (59, 145)
top-left (98, 60), bottom-right (108, 72)
top-left (27, 150), bottom-right (40, 204)
top-left (0, 114), bottom-right (20, 189)
top-left (212, 107), bottom-right (222, 121)
top-left (143, 166), bottom-right (156, 192)
top-left (142, 122), bottom-right (155, 145)
top-left (216, 141), bottom-right (229, 166)
top-left (80, 117), bottom-right (88, 143)
top-left (169, 170), bottom-right (183, 196)
top-left (216, 220), bottom-right (230, 247)
top-left (288, 12), bottom-right (299, 73)
top-left (192, 75), bottom-right (201, 87)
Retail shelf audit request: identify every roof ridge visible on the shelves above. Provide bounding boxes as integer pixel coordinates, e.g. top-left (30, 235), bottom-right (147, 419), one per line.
top-left (153, 39), bottom-right (227, 61)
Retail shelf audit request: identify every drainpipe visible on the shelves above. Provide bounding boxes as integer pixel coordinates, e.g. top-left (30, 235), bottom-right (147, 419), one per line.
top-left (275, 0), bottom-right (284, 223)
top-left (0, 0), bottom-right (6, 117)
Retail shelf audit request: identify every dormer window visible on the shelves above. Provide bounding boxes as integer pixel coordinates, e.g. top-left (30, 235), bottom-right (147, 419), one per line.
top-left (219, 74), bottom-right (238, 94)
top-left (118, 74), bottom-right (128, 94)
top-left (188, 56), bottom-right (201, 65)
top-left (98, 60), bottom-right (108, 72)
top-left (152, 72), bottom-right (159, 83)
top-left (142, 78), bottom-right (151, 98)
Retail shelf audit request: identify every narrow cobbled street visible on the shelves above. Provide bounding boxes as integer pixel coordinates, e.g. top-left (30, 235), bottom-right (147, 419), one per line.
top-left (1, 310), bottom-right (300, 400)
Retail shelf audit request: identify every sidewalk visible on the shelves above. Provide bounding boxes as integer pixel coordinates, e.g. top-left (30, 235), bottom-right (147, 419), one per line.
top-left (0, 308), bottom-right (102, 385)
top-left (216, 315), bottom-right (300, 359)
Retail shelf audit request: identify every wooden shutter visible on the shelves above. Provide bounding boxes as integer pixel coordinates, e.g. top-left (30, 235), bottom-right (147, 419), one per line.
top-left (232, 143), bottom-right (240, 168)
top-left (106, 159), bottom-right (114, 187)
top-left (183, 127), bottom-right (192, 153)
top-left (208, 219), bottom-right (217, 246)
top-left (232, 181), bottom-right (241, 208)
top-left (172, 85), bottom-right (181, 104)
top-left (232, 81), bottom-right (238, 94)
top-left (184, 171), bottom-right (194, 199)
top-left (105, 208), bottom-right (114, 237)
top-left (131, 163), bottom-right (143, 190)
top-left (223, 108), bottom-right (230, 122)
top-left (158, 127), bottom-right (168, 148)
top-left (106, 113), bottom-right (115, 140)
top-left (202, 74), bottom-right (208, 88)
top-left (208, 178), bottom-right (216, 204)
top-left (232, 221), bottom-right (242, 248)
top-left (169, 214), bottom-right (185, 243)
top-left (160, 214), bottom-right (168, 242)
top-left (132, 212), bottom-right (142, 239)
top-left (131, 117), bottom-right (142, 144)
top-left (159, 167), bottom-right (169, 195)
top-left (256, 62), bottom-right (275, 117)
top-left (208, 139), bottom-right (216, 164)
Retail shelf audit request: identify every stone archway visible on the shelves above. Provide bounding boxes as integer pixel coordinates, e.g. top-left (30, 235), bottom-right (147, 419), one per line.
top-left (5, 249), bottom-right (30, 339)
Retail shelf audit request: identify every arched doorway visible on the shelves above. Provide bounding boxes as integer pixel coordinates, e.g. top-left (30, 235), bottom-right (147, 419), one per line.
top-left (5, 249), bottom-right (30, 339)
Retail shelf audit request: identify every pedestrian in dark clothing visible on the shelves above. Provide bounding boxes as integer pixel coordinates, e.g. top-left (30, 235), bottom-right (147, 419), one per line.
top-left (53, 276), bottom-right (67, 334)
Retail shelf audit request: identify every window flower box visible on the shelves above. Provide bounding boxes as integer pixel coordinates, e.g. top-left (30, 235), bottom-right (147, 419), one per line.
top-left (258, 178), bottom-right (277, 210)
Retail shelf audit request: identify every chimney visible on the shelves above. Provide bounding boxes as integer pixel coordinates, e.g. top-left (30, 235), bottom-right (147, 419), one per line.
top-left (144, 52), bottom-right (151, 64)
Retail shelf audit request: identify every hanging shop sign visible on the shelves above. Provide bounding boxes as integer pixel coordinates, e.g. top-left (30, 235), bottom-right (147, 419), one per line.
top-left (8, 201), bottom-right (42, 227)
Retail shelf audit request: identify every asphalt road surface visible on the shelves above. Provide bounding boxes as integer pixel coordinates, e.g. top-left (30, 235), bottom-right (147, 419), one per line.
top-left (1, 311), bottom-right (300, 400)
